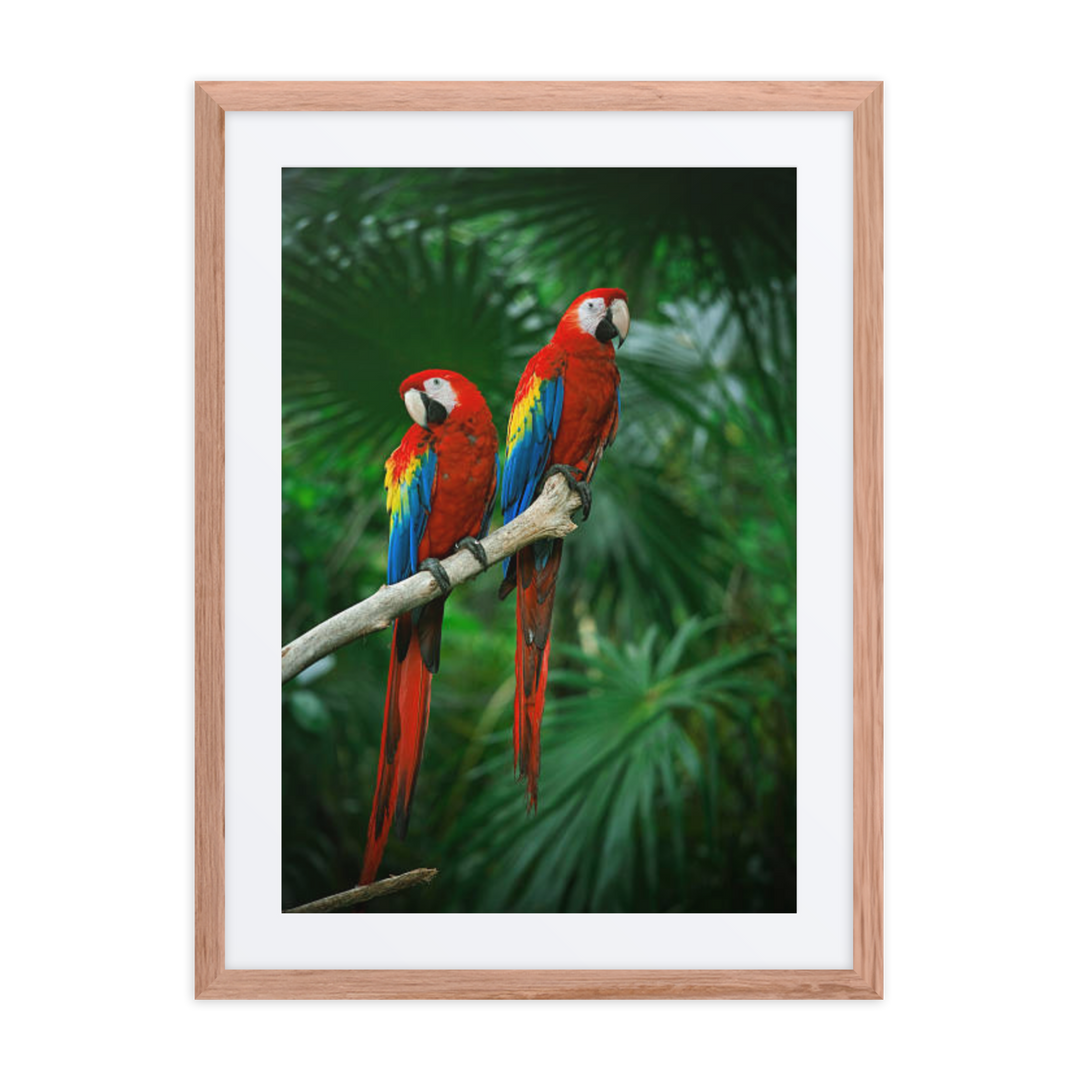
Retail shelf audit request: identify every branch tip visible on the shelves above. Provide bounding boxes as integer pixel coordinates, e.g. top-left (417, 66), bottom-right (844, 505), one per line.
top-left (285, 867), bottom-right (439, 913)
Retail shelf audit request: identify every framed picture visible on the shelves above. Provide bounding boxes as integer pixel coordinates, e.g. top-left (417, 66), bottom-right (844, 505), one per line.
top-left (196, 79), bottom-right (885, 997)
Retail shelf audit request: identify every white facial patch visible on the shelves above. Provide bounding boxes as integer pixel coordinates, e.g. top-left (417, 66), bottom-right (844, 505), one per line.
top-left (423, 375), bottom-right (459, 416)
top-left (576, 296), bottom-right (609, 337)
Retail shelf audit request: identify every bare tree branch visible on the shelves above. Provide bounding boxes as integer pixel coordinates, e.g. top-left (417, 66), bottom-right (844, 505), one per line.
top-left (284, 867), bottom-right (439, 913)
top-left (281, 474), bottom-right (582, 684)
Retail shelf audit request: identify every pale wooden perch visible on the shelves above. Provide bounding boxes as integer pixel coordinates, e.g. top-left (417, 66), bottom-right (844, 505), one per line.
top-left (285, 867), bottom-right (438, 913)
top-left (281, 473), bottom-right (582, 684)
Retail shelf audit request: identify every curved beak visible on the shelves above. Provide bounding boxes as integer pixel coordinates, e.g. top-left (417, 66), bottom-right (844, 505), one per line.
top-left (608, 298), bottom-right (630, 348)
top-left (404, 388), bottom-right (427, 427)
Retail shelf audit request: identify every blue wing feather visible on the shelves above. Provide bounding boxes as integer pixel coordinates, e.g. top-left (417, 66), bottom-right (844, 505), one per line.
top-left (501, 374), bottom-right (563, 525)
top-left (500, 372), bottom-right (563, 578)
top-left (386, 446), bottom-right (437, 586)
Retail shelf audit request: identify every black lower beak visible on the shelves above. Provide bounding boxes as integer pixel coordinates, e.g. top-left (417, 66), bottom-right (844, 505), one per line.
top-left (595, 315), bottom-right (620, 345)
top-left (420, 392), bottom-right (447, 426)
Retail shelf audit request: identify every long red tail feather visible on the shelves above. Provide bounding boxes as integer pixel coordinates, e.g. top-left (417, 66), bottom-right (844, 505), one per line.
top-left (514, 539), bottom-right (563, 810)
top-left (360, 612), bottom-right (436, 884)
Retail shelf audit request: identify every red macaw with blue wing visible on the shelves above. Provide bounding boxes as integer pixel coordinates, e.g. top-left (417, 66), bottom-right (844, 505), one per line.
top-left (360, 370), bottom-right (499, 884)
top-left (499, 288), bottom-right (630, 809)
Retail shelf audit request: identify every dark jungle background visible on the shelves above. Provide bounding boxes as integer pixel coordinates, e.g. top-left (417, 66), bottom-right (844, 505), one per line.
top-left (282, 167), bottom-right (796, 912)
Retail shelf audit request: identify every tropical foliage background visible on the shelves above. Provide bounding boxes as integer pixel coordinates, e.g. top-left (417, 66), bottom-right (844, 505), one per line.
top-left (282, 167), bottom-right (796, 913)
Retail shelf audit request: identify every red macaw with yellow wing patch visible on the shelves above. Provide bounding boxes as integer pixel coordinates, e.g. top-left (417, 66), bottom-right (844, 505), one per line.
top-left (360, 370), bottom-right (498, 884)
top-left (499, 288), bottom-right (630, 809)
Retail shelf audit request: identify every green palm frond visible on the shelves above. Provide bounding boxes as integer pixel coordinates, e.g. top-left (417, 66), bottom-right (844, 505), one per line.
top-left (441, 619), bottom-right (793, 913)
top-left (437, 168), bottom-right (796, 310)
top-left (284, 211), bottom-right (541, 459)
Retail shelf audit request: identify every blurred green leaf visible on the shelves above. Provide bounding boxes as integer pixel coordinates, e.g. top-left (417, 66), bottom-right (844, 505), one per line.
top-left (287, 689), bottom-right (332, 733)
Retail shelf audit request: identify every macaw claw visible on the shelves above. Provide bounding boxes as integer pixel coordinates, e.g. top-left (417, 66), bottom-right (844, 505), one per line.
top-left (454, 535), bottom-right (488, 571)
top-left (419, 557), bottom-right (453, 597)
top-left (541, 464), bottom-right (592, 521)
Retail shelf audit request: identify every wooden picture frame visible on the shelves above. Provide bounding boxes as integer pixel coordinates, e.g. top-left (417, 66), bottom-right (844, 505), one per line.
top-left (195, 81), bottom-right (883, 999)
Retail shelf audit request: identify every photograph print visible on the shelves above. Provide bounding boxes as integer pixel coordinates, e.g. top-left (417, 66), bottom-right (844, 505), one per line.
top-left (281, 167), bottom-right (796, 914)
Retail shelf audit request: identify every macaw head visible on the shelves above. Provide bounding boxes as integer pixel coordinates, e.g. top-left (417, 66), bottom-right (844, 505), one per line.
top-left (400, 369), bottom-right (488, 429)
top-left (554, 287), bottom-right (631, 352)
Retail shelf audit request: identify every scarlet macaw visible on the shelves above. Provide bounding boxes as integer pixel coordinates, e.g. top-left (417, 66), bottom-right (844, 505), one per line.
top-left (499, 288), bottom-right (630, 809)
top-left (360, 370), bottom-right (499, 884)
